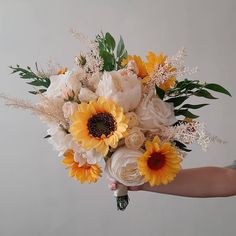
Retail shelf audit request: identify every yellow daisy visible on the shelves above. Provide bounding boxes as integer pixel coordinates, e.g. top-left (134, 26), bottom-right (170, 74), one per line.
top-left (122, 55), bottom-right (148, 79)
top-left (62, 149), bottom-right (102, 183)
top-left (69, 97), bottom-right (128, 156)
top-left (145, 51), bottom-right (176, 91)
top-left (138, 136), bottom-right (182, 186)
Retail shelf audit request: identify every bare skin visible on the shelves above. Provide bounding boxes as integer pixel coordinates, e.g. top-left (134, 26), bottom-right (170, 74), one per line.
top-left (108, 167), bottom-right (236, 197)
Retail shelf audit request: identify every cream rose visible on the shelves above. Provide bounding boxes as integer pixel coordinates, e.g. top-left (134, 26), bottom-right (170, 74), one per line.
top-left (125, 127), bottom-right (145, 150)
top-left (126, 112), bottom-right (139, 128)
top-left (136, 92), bottom-right (177, 130)
top-left (96, 71), bottom-right (142, 112)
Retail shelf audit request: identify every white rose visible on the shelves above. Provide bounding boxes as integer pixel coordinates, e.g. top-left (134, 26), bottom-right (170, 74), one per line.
top-left (136, 92), bottom-right (177, 130)
top-left (106, 147), bottom-right (145, 186)
top-left (96, 71), bottom-right (142, 112)
top-left (46, 70), bottom-right (82, 99)
top-left (62, 102), bottom-right (79, 119)
top-left (125, 127), bottom-right (145, 150)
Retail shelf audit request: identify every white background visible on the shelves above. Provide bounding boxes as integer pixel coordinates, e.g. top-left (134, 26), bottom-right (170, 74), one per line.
top-left (0, 0), bottom-right (235, 235)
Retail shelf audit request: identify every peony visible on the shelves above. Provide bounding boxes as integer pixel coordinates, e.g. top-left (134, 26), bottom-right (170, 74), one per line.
top-left (136, 92), bottom-right (177, 130)
top-left (46, 70), bottom-right (82, 99)
top-left (125, 127), bottom-right (145, 150)
top-left (106, 147), bottom-right (145, 186)
top-left (96, 71), bottom-right (142, 112)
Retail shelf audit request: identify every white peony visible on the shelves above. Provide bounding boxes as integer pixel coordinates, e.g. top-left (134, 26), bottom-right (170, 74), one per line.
top-left (136, 92), bottom-right (177, 130)
top-left (96, 71), bottom-right (142, 112)
top-left (46, 70), bottom-right (82, 99)
top-left (106, 147), bottom-right (145, 186)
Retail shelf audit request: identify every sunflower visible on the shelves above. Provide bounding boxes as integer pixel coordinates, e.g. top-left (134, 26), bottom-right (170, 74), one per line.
top-left (138, 136), bottom-right (182, 186)
top-left (62, 149), bottom-right (102, 183)
top-left (122, 55), bottom-right (148, 79)
top-left (145, 51), bottom-right (176, 91)
top-left (69, 97), bottom-right (128, 156)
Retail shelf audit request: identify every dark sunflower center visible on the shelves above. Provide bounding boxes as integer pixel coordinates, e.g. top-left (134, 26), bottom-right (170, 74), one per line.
top-left (87, 112), bottom-right (116, 138)
top-left (147, 152), bottom-right (166, 170)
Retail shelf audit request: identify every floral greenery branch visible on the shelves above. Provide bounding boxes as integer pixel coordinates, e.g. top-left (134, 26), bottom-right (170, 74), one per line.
top-left (9, 63), bottom-right (51, 95)
top-left (154, 79), bottom-right (231, 152)
top-left (155, 79), bottom-right (231, 119)
top-left (96, 32), bottom-right (128, 71)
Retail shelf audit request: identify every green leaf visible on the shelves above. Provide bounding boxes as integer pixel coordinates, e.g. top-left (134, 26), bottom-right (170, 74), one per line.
top-left (165, 96), bottom-right (189, 107)
top-left (116, 36), bottom-right (125, 58)
top-left (194, 89), bottom-right (218, 99)
top-left (181, 103), bottom-right (209, 109)
top-left (185, 83), bottom-right (202, 90)
top-left (27, 80), bottom-right (46, 86)
top-left (155, 85), bottom-right (165, 100)
top-left (173, 140), bottom-right (192, 152)
top-left (175, 109), bottom-right (199, 119)
top-left (105, 32), bottom-right (116, 51)
top-left (28, 91), bottom-right (38, 95)
top-left (175, 79), bottom-right (192, 89)
top-left (205, 83), bottom-right (231, 97)
top-left (100, 50), bottom-right (116, 71)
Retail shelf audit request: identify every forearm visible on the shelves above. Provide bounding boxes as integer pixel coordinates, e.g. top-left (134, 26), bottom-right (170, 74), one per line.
top-left (142, 167), bottom-right (236, 197)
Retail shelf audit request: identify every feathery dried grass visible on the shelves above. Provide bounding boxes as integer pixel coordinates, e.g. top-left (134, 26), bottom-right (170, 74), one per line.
top-left (0, 93), bottom-right (67, 128)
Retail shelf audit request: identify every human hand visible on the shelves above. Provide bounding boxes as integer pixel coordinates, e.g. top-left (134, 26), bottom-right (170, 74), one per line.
top-left (107, 177), bottom-right (144, 192)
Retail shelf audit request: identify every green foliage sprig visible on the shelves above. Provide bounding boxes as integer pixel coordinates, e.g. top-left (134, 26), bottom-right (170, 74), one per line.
top-left (96, 32), bottom-right (128, 71)
top-left (156, 79), bottom-right (231, 119)
top-left (10, 63), bottom-right (50, 95)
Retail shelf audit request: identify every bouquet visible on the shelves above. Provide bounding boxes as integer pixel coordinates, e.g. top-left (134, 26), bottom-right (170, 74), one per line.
top-left (1, 31), bottom-right (231, 211)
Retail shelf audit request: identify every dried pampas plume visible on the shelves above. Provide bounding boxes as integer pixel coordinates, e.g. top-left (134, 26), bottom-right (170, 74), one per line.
top-left (0, 93), bottom-right (67, 128)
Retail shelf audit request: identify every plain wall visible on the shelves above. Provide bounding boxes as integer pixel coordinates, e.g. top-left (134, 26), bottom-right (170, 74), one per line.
top-left (0, 0), bottom-right (235, 235)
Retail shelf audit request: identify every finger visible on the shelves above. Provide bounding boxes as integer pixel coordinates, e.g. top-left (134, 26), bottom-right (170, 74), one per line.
top-left (127, 185), bottom-right (142, 191)
top-left (108, 182), bottom-right (118, 191)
